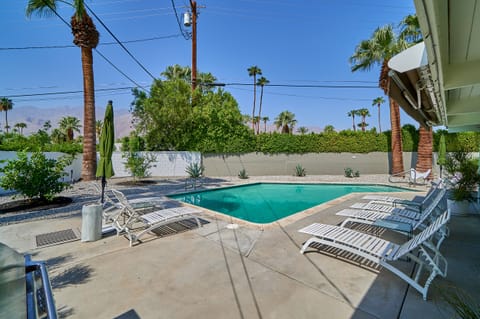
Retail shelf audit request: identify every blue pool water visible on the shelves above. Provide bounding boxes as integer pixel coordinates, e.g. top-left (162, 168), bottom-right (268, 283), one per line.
top-left (170, 183), bottom-right (408, 224)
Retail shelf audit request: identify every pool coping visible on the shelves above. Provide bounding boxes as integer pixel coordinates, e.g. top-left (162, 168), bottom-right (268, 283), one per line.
top-left (170, 182), bottom-right (422, 229)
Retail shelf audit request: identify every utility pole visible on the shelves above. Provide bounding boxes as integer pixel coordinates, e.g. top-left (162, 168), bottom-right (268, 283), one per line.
top-left (190, 0), bottom-right (197, 91)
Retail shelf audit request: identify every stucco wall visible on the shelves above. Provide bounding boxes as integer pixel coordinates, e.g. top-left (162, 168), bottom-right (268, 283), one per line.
top-left (203, 152), bottom-right (427, 176)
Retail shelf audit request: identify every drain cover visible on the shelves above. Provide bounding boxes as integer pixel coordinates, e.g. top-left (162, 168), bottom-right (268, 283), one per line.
top-left (36, 228), bottom-right (80, 248)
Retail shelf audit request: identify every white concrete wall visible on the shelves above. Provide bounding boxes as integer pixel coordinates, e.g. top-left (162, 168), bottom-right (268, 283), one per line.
top-left (0, 151), bottom-right (200, 193)
top-left (112, 151), bottom-right (201, 177)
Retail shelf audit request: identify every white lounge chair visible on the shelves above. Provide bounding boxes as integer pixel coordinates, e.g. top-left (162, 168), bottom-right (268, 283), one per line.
top-left (389, 168), bottom-right (432, 185)
top-left (351, 184), bottom-right (444, 214)
top-left (361, 179), bottom-right (442, 205)
top-left (299, 210), bottom-right (450, 300)
top-left (111, 189), bottom-right (203, 246)
top-left (339, 189), bottom-right (448, 245)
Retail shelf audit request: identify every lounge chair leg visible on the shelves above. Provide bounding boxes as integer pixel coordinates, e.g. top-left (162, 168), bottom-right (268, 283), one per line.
top-left (300, 237), bottom-right (318, 254)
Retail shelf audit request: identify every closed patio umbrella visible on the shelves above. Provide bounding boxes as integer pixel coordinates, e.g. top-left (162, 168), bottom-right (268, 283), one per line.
top-left (437, 134), bottom-right (446, 178)
top-left (96, 100), bottom-right (115, 203)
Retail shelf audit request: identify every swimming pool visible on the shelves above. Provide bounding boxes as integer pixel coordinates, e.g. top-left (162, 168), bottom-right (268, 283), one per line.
top-left (170, 183), bottom-right (409, 224)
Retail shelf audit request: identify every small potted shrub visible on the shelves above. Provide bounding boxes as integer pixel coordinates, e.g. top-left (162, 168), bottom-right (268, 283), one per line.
top-left (295, 164), bottom-right (306, 177)
top-left (445, 152), bottom-right (480, 216)
top-left (238, 169), bottom-right (249, 179)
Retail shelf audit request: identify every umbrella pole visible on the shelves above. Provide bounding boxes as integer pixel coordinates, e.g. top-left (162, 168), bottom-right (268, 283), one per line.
top-left (101, 176), bottom-right (106, 204)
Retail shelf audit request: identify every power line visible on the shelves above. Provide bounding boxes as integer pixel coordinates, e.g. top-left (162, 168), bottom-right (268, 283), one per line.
top-left (4, 86), bottom-right (136, 98)
top-left (37, 3), bottom-right (149, 92)
top-left (84, 3), bottom-right (157, 80)
top-left (225, 83), bottom-right (378, 89)
top-left (0, 34), bottom-right (181, 51)
top-left (170, 0), bottom-right (191, 40)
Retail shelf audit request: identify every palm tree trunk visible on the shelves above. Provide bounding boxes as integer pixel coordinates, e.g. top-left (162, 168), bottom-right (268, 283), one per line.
top-left (415, 126), bottom-right (433, 178)
top-left (362, 116), bottom-right (366, 132)
top-left (264, 121), bottom-right (267, 133)
top-left (5, 111), bottom-right (8, 133)
top-left (257, 86), bottom-right (264, 134)
top-left (81, 47), bottom-right (97, 181)
top-left (352, 115), bottom-right (356, 132)
top-left (390, 98), bottom-right (404, 175)
top-left (377, 104), bottom-right (382, 133)
top-left (252, 75), bottom-right (257, 132)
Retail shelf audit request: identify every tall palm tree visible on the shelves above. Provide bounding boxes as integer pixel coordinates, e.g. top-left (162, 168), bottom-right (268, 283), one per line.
top-left (357, 108), bottom-right (371, 132)
top-left (262, 116), bottom-right (269, 133)
top-left (256, 76), bottom-right (269, 134)
top-left (248, 66), bottom-right (262, 131)
top-left (27, 0), bottom-right (99, 180)
top-left (14, 122), bottom-right (27, 135)
top-left (96, 120), bottom-right (103, 140)
top-left (350, 25), bottom-right (409, 175)
top-left (347, 110), bottom-right (358, 132)
top-left (274, 110), bottom-right (296, 134)
top-left (51, 128), bottom-right (66, 144)
top-left (0, 97), bottom-right (13, 133)
top-left (59, 116), bottom-right (82, 141)
top-left (372, 96), bottom-right (385, 133)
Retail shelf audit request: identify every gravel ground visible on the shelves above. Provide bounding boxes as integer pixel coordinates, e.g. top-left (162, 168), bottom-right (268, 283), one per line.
top-left (0, 175), bottom-right (424, 226)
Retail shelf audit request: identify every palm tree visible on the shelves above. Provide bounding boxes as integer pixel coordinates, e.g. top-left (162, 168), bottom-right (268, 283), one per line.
top-left (248, 66), bottom-right (262, 131)
top-left (51, 128), bottom-right (66, 144)
top-left (253, 116), bottom-right (260, 132)
top-left (14, 122), bottom-right (27, 135)
top-left (27, 0), bottom-right (99, 181)
top-left (372, 97), bottom-right (385, 133)
top-left (262, 116), bottom-right (269, 133)
top-left (256, 76), bottom-right (269, 134)
top-left (59, 116), bottom-right (82, 141)
top-left (161, 64), bottom-right (191, 81)
top-left (350, 24), bottom-right (409, 175)
top-left (297, 127), bottom-right (308, 135)
top-left (323, 125), bottom-right (335, 133)
top-left (357, 108), bottom-right (371, 132)
top-left (96, 120), bottom-right (103, 137)
top-left (42, 120), bottom-right (52, 132)
top-left (0, 97), bottom-right (13, 133)
top-left (242, 114), bottom-right (252, 126)
top-left (274, 110), bottom-right (296, 134)
top-left (347, 110), bottom-right (358, 132)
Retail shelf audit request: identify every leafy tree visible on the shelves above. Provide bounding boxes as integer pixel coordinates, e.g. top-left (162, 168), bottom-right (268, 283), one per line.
top-left (0, 97), bottom-right (13, 133)
top-left (27, 0), bottom-right (99, 181)
top-left (51, 128), bottom-right (67, 144)
top-left (347, 110), bottom-right (358, 132)
top-left (256, 76), bottom-right (270, 134)
top-left (14, 122), bottom-right (27, 135)
top-left (247, 66), bottom-right (262, 131)
top-left (372, 96), bottom-right (385, 133)
top-left (131, 66), bottom-right (253, 153)
top-left (59, 116), bottom-right (81, 141)
top-left (274, 111), bottom-right (296, 134)
top-left (122, 134), bottom-right (156, 182)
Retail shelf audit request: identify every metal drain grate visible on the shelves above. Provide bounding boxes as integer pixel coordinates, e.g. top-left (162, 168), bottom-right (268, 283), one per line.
top-left (36, 229), bottom-right (80, 248)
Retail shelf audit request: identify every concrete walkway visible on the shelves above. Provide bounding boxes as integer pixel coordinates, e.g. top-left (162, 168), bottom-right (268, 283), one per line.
top-left (0, 176), bottom-right (479, 319)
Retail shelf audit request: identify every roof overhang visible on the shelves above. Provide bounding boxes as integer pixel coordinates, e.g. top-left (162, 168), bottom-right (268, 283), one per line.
top-left (387, 42), bottom-right (445, 128)
top-left (413, 0), bottom-right (480, 132)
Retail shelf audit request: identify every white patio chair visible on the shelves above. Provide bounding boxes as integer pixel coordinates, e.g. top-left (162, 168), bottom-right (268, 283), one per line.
top-left (299, 210), bottom-right (450, 300)
top-left (361, 179), bottom-right (442, 205)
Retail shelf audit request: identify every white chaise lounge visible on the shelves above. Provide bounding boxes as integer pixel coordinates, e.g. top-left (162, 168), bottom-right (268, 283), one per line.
top-left (299, 210), bottom-right (450, 300)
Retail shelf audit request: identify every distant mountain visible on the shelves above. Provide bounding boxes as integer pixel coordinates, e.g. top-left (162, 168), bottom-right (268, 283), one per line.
top-left (5, 105), bottom-right (134, 138)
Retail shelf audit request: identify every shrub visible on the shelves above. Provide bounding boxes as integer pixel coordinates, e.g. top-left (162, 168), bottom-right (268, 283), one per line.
top-left (122, 135), bottom-right (156, 181)
top-left (238, 169), bottom-right (249, 179)
top-left (354, 170), bottom-right (360, 177)
top-left (344, 167), bottom-right (354, 178)
top-left (186, 162), bottom-right (204, 178)
top-left (295, 164), bottom-right (306, 177)
top-left (0, 151), bottom-right (71, 200)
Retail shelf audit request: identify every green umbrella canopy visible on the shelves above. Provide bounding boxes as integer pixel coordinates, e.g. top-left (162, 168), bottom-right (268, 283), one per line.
top-left (96, 101), bottom-right (115, 178)
top-left (437, 134), bottom-right (447, 166)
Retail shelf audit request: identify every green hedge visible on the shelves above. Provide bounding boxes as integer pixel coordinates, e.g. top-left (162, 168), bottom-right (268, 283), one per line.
top-left (247, 129), bottom-right (480, 154)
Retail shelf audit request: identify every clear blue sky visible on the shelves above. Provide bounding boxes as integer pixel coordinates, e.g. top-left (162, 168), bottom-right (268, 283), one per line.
top-left (1, 0), bottom-right (418, 131)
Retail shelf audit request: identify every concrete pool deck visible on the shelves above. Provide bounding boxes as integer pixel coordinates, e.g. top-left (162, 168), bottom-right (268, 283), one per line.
top-left (0, 175), bottom-right (479, 318)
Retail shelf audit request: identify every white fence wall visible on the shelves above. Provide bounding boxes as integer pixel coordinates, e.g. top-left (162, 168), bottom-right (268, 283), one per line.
top-left (112, 151), bottom-right (201, 177)
top-left (0, 151), bottom-right (200, 185)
